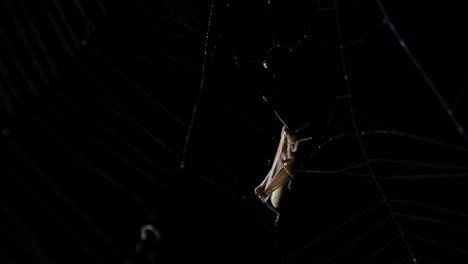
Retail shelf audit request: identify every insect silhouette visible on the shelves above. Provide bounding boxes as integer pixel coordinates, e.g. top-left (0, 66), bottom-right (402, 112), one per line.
top-left (255, 124), bottom-right (312, 225)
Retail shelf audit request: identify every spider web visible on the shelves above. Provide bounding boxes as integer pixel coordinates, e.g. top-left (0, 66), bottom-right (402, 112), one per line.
top-left (1, 0), bottom-right (468, 263)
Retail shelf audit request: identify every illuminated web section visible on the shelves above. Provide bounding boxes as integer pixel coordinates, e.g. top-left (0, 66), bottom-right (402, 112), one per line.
top-left (179, 0), bottom-right (468, 263)
top-left (335, 0), bottom-right (415, 262)
top-left (2, 0), bottom-right (468, 263)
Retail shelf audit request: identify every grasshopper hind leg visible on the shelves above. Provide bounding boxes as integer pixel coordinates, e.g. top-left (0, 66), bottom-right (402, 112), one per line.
top-left (264, 200), bottom-right (281, 226)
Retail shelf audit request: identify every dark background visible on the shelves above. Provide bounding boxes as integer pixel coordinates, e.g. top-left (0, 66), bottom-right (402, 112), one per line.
top-left (1, 0), bottom-right (468, 263)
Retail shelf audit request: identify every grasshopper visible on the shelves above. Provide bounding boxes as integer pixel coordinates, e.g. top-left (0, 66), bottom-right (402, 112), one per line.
top-left (255, 125), bottom-right (311, 225)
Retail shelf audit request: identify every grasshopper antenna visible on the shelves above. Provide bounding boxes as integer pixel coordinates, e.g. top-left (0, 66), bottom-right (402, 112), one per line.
top-left (294, 123), bottom-right (311, 134)
top-left (259, 93), bottom-right (290, 129)
top-left (273, 109), bottom-right (289, 130)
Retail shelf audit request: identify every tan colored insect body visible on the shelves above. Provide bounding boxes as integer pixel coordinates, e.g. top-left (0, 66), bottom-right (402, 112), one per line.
top-left (255, 125), bottom-right (310, 224)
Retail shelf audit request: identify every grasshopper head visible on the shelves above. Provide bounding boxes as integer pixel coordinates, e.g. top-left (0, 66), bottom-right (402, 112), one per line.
top-left (282, 125), bottom-right (297, 145)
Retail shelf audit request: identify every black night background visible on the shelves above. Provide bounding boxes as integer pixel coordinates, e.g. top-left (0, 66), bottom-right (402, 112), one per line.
top-left (1, 0), bottom-right (468, 263)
